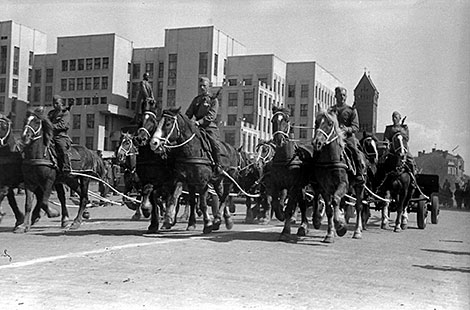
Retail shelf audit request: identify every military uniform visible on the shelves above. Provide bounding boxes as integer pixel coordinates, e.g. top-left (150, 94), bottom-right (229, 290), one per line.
top-left (329, 104), bottom-right (364, 177)
top-left (185, 92), bottom-right (221, 169)
top-left (48, 107), bottom-right (71, 173)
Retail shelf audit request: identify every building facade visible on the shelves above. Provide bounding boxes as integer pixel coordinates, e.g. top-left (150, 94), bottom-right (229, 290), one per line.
top-left (0, 20), bottom-right (47, 129)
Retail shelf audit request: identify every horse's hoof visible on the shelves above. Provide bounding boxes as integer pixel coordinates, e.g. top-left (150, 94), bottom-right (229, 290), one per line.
top-left (225, 217), bottom-right (234, 230)
top-left (322, 235), bottom-right (334, 243)
top-left (203, 225), bottom-right (213, 234)
top-left (131, 213), bottom-right (142, 221)
top-left (353, 231), bottom-right (362, 239)
top-left (186, 225), bottom-right (196, 231)
top-left (13, 224), bottom-right (26, 234)
top-left (297, 226), bottom-right (307, 237)
top-left (82, 211), bottom-right (90, 220)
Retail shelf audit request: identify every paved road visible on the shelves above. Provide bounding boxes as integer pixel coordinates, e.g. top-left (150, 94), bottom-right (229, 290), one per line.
top-left (1, 191), bottom-right (469, 310)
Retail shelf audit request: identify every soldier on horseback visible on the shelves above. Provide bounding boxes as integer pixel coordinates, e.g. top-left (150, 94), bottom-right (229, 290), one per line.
top-left (329, 86), bottom-right (365, 182)
top-left (185, 76), bottom-right (222, 175)
top-left (383, 111), bottom-right (417, 174)
top-left (48, 95), bottom-right (71, 175)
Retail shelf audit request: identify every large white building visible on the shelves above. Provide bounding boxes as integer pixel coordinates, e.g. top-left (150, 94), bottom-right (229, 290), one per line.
top-left (2, 20), bottom-right (344, 154)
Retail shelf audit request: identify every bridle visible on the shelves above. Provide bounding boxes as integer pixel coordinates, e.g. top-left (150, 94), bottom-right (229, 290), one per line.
top-left (0, 119), bottom-right (11, 146)
top-left (153, 113), bottom-right (196, 149)
top-left (23, 115), bottom-right (43, 142)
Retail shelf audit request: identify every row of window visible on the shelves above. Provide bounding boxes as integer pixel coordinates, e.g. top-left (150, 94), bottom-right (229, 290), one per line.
top-left (62, 57), bottom-right (109, 72)
top-left (60, 76), bottom-right (108, 91)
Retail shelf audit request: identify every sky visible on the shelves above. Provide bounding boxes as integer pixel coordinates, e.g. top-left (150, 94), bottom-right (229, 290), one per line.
top-left (3, 0), bottom-right (469, 165)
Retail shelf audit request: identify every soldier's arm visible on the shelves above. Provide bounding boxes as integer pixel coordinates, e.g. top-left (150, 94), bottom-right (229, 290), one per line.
top-left (199, 98), bottom-right (219, 127)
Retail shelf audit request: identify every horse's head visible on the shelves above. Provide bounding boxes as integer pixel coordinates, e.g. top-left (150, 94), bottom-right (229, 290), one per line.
top-left (21, 107), bottom-right (51, 146)
top-left (312, 110), bottom-right (343, 152)
top-left (0, 115), bottom-right (12, 147)
top-left (116, 132), bottom-right (138, 164)
top-left (135, 111), bottom-right (160, 147)
top-left (271, 106), bottom-right (291, 147)
top-left (150, 107), bottom-right (189, 152)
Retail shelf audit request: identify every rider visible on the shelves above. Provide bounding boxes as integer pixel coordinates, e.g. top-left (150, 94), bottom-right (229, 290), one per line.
top-left (329, 86), bottom-right (365, 182)
top-left (48, 95), bottom-right (72, 175)
top-left (185, 76), bottom-right (222, 175)
top-left (134, 72), bottom-right (157, 124)
top-left (383, 111), bottom-right (417, 175)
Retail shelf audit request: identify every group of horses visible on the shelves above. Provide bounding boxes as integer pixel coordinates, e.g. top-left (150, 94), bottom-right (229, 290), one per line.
top-left (1, 104), bottom-right (417, 244)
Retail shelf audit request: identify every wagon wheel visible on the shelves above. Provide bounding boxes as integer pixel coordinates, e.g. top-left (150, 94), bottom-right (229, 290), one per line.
top-left (430, 195), bottom-right (439, 224)
top-left (417, 199), bottom-right (427, 229)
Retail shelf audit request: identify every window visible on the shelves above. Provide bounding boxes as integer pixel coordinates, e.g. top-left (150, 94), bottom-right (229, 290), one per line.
top-left (46, 69), bottom-right (53, 83)
top-left (145, 62), bottom-right (154, 78)
top-left (68, 78), bottom-right (75, 91)
top-left (0, 46), bottom-right (7, 74)
top-left (72, 137), bottom-right (80, 144)
top-left (0, 78), bottom-right (5, 93)
top-left (86, 114), bottom-right (95, 128)
top-left (102, 57), bottom-right (109, 69)
top-left (225, 131), bottom-right (235, 146)
top-left (168, 54), bottom-right (177, 86)
top-left (73, 114), bottom-right (81, 129)
top-left (84, 97), bottom-right (91, 105)
top-left (61, 79), bottom-right (67, 91)
top-left (300, 104), bottom-right (308, 116)
top-left (45, 86), bottom-right (53, 102)
top-left (29, 51), bottom-right (33, 66)
top-left (77, 78), bottom-right (84, 90)
top-left (33, 87), bottom-right (41, 102)
top-left (100, 97), bottom-right (107, 104)
top-left (13, 47), bottom-right (19, 75)
top-left (86, 58), bottom-right (93, 70)
top-left (167, 89), bottom-right (176, 107)
top-left (243, 91), bottom-right (254, 106)
top-left (85, 77), bottom-right (92, 90)
top-left (199, 52), bottom-right (208, 75)
top-left (228, 79), bottom-right (237, 86)
top-left (85, 137), bottom-right (94, 150)
top-left (301, 84), bottom-right (308, 98)
top-left (93, 77), bottom-right (100, 90)
top-left (213, 53), bottom-right (218, 76)
top-left (158, 62), bottom-right (164, 78)
top-left (62, 60), bottom-right (68, 72)
top-left (228, 92), bottom-right (238, 106)
top-left (101, 76), bottom-right (108, 89)
top-left (94, 58), bottom-right (101, 70)
top-left (34, 69), bottom-right (42, 84)
top-left (76, 98), bottom-right (82, 106)
top-left (227, 114), bottom-right (237, 126)
top-left (78, 59), bottom-right (84, 71)
top-left (0, 96), bottom-right (4, 111)
top-left (92, 97), bottom-right (99, 105)
top-left (132, 63), bottom-right (140, 79)
top-left (69, 59), bottom-right (76, 71)
top-left (288, 85), bottom-right (295, 97)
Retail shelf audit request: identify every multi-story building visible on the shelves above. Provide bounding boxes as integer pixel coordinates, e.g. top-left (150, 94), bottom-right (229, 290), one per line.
top-left (0, 20), bottom-right (47, 129)
top-left (354, 71), bottom-right (379, 135)
top-left (285, 62), bottom-right (343, 144)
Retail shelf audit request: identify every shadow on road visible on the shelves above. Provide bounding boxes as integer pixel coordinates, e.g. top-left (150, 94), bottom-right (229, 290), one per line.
top-left (412, 264), bottom-right (470, 273)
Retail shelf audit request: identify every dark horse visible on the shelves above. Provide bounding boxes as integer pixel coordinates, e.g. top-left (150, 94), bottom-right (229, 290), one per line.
top-left (266, 106), bottom-right (310, 241)
top-left (149, 107), bottom-right (239, 234)
top-left (375, 132), bottom-right (414, 232)
top-left (310, 110), bottom-right (365, 242)
top-left (20, 107), bottom-right (104, 231)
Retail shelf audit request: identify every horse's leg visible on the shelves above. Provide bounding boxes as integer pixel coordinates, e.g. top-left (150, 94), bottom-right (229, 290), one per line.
top-left (70, 177), bottom-right (90, 230)
top-left (6, 187), bottom-right (25, 229)
top-left (322, 193), bottom-right (335, 243)
top-left (186, 186), bottom-right (197, 231)
top-left (199, 186), bottom-right (213, 234)
top-left (163, 181), bottom-right (182, 229)
top-left (353, 184), bottom-right (364, 239)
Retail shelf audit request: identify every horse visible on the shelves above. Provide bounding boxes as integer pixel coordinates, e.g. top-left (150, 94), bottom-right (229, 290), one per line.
top-left (116, 131), bottom-right (144, 220)
top-left (310, 109), bottom-right (366, 242)
top-left (265, 106), bottom-right (310, 241)
top-left (374, 132), bottom-right (414, 232)
top-left (149, 107), bottom-right (239, 234)
top-left (19, 107), bottom-right (105, 231)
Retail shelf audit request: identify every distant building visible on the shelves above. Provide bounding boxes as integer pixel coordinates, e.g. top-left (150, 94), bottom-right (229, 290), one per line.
top-left (415, 148), bottom-right (465, 189)
top-left (354, 71), bottom-right (379, 135)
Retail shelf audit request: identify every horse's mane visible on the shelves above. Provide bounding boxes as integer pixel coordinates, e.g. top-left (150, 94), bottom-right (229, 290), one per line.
top-left (316, 109), bottom-right (345, 149)
top-left (27, 107), bottom-right (54, 146)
